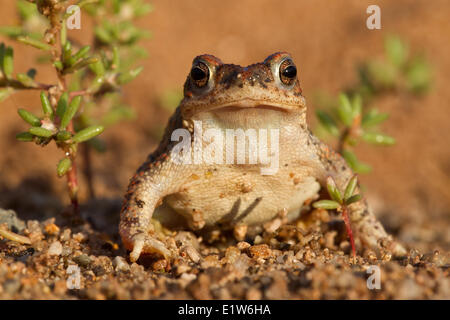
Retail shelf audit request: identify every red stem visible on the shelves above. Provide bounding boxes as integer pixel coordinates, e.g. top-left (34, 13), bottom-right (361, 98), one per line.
top-left (66, 154), bottom-right (79, 214)
top-left (341, 205), bottom-right (356, 258)
top-left (69, 89), bottom-right (89, 98)
top-left (65, 116), bottom-right (79, 214)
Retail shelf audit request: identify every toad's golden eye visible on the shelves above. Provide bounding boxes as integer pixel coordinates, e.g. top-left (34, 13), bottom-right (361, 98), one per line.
top-left (279, 59), bottom-right (297, 86)
top-left (190, 62), bottom-right (210, 87)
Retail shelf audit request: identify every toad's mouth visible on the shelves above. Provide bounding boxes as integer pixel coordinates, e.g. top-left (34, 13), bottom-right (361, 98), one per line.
top-left (210, 99), bottom-right (299, 112)
top-left (181, 98), bottom-right (306, 120)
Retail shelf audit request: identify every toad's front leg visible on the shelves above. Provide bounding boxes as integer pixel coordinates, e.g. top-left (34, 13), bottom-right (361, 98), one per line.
top-left (309, 134), bottom-right (407, 257)
top-left (119, 152), bottom-right (189, 262)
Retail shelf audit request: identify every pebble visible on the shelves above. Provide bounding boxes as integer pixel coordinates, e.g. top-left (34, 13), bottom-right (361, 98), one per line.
top-left (233, 224), bottom-right (248, 241)
top-left (237, 241), bottom-right (251, 251)
top-left (249, 244), bottom-right (272, 259)
top-left (61, 246), bottom-right (72, 257)
top-left (73, 232), bottom-right (86, 243)
top-left (253, 235), bottom-right (263, 245)
top-left (113, 256), bottom-right (130, 272)
top-left (183, 245), bottom-right (201, 263)
top-left (73, 254), bottom-right (91, 267)
top-left (60, 229), bottom-right (71, 242)
top-left (0, 209), bottom-right (25, 232)
top-left (44, 223), bottom-right (60, 236)
top-left (263, 218), bottom-right (282, 233)
top-left (224, 246), bottom-right (240, 264)
top-left (48, 241), bottom-right (63, 256)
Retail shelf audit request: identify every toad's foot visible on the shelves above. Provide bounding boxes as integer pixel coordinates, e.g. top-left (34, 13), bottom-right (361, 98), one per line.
top-left (127, 232), bottom-right (173, 262)
top-left (356, 216), bottom-right (407, 257)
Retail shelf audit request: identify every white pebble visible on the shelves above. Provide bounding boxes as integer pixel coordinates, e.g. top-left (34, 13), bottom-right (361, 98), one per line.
top-left (113, 256), bottom-right (130, 272)
top-left (48, 241), bottom-right (63, 256)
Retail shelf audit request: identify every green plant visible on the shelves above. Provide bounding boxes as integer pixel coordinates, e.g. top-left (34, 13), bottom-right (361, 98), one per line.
top-left (314, 35), bottom-right (432, 174)
top-left (358, 35), bottom-right (432, 96)
top-left (315, 92), bottom-right (394, 173)
top-left (313, 175), bottom-right (362, 258)
top-left (0, 0), bottom-right (152, 212)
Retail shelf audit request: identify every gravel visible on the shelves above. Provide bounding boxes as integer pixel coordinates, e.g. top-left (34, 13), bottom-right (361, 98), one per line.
top-left (0, 207), bottom-right (448, 300)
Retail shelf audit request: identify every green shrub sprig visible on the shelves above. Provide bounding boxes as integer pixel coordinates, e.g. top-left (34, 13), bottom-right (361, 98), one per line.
top-left (0, 0), bottom-right (151, 211)
top-left (314, 36), bottom-right (432, 174)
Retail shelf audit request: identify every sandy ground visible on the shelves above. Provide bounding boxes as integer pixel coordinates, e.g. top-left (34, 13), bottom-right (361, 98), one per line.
top-left (0, 0), bottom-right (449, 299)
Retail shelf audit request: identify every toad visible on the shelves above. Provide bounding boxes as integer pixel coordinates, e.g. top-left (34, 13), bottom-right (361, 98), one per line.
top-left (119, 52), bottom-right (406, 262)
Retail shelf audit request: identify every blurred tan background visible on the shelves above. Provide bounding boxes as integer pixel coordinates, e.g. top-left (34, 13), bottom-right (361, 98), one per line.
top-left (0, 0), bottom-right (449, 251)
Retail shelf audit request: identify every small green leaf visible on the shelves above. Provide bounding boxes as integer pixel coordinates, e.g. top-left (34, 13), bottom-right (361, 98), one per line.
top-left (313, 200), bottom-right (340, 210)
top-left (65, 56), bottom-right (76, 67)
top-left (62, 41), bottom-right (72, 63)
top-left (342, 150), bottom-right (372, 174)
top-left (326, 176), bottom-right (343, 204)
top-left (316, 110), bottom-right (339, 136)
top-left (40, 91), bottom-right (53, 117)
top-left (16, 73), bottom-right (37, 87)
top-left (53, 60), bottom-right (63, 71)
top-left (351, 94), bottom-right (362, 119)
top-left (344, 175), bottom-right (358, 201)
top-left (405, 56), bottom-right (432, 94)
top-left (57, 158), bottom-right (72, 177)
top-left (17, 36), bottom-right (52, 51)
top-left (29, 127), bottom-right (53, 138)
top-left (16, 132), bottom-right (34, 142)
top-left (60, 95), bottom-right (82, 129)
top-left (72, 125), bottom-right (104, 143)
top-left (385, 35), bottom-right (408, 68)
top-left (3, 46), bottom-right (14, 78)
top-left (88, 76), bottom-right (104, 92)
top-left (72, 45), bottom-right (91, 62)
top-left (0, 88), bottom-right (14, 102)
top-left (60, 18), bottom-right (67, 46)
top-left (56, 130), bottom-right (72, 141)
top-left (362, 132), bottom-right (396, 145)
top-left (362, 109), bottom-right (389, 128)
top-left (345, 194), bottom-right (362, 205)
top-left (337, 93), bottom-right (353, 126)
top-left (367, 60), bottom-right (398, 88)
top-left (56, 92), bottom-right (69, 118)
top-left (117, 66), bottom-right (143, 85)
top-left (18, 108), bottom-right (41, 126)
top-left (95, 26), bottom-right (113, 44)
top-left (63, 57), bottom-right (98, 74)
top-left (78, 0), bottom-right (99, 9)
top-left (89, 59), bottom-right (105, 76)
top-left (0, 26), bottom-right (23, 37)
top-left (17, 0), bottom-right (38, 20)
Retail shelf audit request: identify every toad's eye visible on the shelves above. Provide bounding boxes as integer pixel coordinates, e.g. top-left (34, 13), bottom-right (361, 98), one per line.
top-left (279, 59), bottom-right (297, 86)
top-left (190, 62), bottom-right (210, 87)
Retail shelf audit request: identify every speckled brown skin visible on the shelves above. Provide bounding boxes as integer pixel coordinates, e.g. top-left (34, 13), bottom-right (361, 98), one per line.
top-left (120, 52), bottom-right (406, 262)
